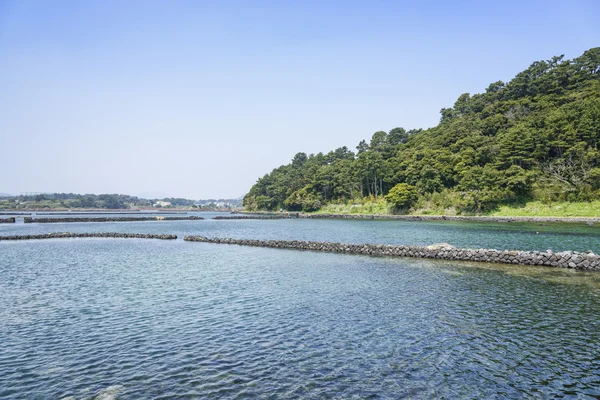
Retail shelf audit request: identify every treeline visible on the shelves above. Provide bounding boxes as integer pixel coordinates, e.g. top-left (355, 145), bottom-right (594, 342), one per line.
top-left (0, 193), bottom-right (198, 209)
top-left (244, 48), bottom-right (600, 213)
top-left (0, 193), bottom-right (243, 209)
top-left (10, 193), bottom-right (145, 209)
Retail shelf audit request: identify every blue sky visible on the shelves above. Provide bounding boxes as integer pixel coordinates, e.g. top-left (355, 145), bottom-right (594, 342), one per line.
top-left (0, 0), bottom-right (598, 199)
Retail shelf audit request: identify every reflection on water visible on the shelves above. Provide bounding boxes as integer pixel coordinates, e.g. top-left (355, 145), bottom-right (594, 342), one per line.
top-left (431, 259), bottom-right (600, 290)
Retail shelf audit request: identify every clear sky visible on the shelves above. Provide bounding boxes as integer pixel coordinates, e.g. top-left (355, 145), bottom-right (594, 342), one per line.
top-left (0, 0), bottom-right (598, 199)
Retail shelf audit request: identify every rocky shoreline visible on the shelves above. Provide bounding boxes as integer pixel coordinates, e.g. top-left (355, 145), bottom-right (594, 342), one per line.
top-left (297, 213), bottom-right (600, 223)
top-left (0, 218), bottom-right (15, 223)
top-left (0, 233), bottom-right (177, 241)
top-left (184, 236), bottom-right (600, 271)
top-left (235, 211), bottom-right (600, 224)
top-left (23, 216), bottom-right (204, 223)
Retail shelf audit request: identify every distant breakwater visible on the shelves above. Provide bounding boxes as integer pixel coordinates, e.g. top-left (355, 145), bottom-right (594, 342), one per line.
top-left (0, 233), bottom-right (177, 241)
top-left (0, 212), bottom-right (31, 215)
top-left (0, 218), bottom-right (15, 223)
top-left (23, 216), bottom-right (204, 223)
top-left (34, 211), bottom-right (188, 215)
top-left (184, 236), bottom-right (600, 271)
top-left (213, 215), bottom-right (291, 220)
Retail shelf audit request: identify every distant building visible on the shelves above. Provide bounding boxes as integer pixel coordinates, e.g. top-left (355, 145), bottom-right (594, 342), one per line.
top-left (153, 201), bottom-right (172, 207)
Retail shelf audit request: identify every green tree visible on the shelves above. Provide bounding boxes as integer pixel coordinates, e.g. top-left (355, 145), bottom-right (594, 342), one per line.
top-left (284, 187), bottom-right (323, 212)
top-left (243, 47), bottom-right (600, 212)
top-left (385, 183), bottom-right (418, 209)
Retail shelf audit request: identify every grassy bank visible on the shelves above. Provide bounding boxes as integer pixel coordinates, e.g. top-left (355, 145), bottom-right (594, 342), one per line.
top-left (488, 201), bottom-right (600, 217)
top-left (315, 200), bottom-right (392, 215)
top-left (312, 200), bottom-right (600, 218)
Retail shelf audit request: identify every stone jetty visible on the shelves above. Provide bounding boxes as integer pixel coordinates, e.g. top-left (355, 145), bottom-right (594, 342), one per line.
top-left (0, 232), bottom-right (177, 241)
top-left (0, 217), bottom-right (15, 223)
top-left (184, 236), bottom-right (600, 271)
top-left (23, 216), bottom-right (204, 223)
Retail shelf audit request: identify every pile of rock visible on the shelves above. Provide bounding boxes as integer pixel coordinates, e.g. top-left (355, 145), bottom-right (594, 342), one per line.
top-left (0, 233), bottom-right (177, 241)
top-left (183, 236), bottom-right (600, 271)
top-left (0, 218), bottom-right (15, 223)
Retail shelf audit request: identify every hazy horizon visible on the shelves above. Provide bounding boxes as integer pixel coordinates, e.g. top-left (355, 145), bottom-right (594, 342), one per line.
top-left (1, 0), bottom-right (598, 198)
top-left (0, 190), bottom-right (243, 200)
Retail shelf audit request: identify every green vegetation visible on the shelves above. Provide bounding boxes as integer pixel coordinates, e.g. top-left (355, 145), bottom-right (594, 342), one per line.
top-left (301, 198), bottom-right (600, 218)
top-left (244, 48), bottom-right (600, 216)
top-left (0, 193), bottom-right (146, 210)
top-left (0, 193), bottom-right (240, 210)
top-left (489, 201), bottom-right (600, 217)
top-left (316, 198), bottom-right (391, 215)
top-left (385, 183), bottom-right (418, 210)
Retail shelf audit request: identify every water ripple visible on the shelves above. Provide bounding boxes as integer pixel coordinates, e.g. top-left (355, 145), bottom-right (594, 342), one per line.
top-left (1, 239), bottom-right (600, 398)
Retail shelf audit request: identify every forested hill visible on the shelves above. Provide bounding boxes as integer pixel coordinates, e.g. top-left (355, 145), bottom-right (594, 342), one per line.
top-left (244, 48), bottom-right (600, 214)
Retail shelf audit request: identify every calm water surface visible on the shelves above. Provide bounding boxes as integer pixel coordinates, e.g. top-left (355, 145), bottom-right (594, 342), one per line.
top-left (3, 211), bottom-right (600, 252)
top-left (1, 215), bottom-right (600, 398)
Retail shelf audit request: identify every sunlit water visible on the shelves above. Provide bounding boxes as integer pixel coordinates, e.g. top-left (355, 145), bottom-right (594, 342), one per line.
top-left (3, 211), bottom-right (600, 252)
top-left (1, 214), bottom-right (600, 398)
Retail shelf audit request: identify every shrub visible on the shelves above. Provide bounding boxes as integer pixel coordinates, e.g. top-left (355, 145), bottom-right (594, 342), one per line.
top-left (385, 183), bottom-right (418, 209)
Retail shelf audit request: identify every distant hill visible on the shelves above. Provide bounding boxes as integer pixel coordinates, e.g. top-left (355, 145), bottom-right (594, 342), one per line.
top-left (244, 47), bottom-right (600, 214)
top-left (0, 193), bottom-right (13, 197)
top-left (0, 192), bottom-right (243, 210)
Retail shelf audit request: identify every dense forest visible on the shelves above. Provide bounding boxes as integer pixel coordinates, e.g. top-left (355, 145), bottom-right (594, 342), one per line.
top-left (244, 48), bottom-right (600, 214)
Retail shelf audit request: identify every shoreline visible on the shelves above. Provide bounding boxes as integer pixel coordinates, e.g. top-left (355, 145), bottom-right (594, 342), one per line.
top-left (234, 211), bottom-right (600, 224)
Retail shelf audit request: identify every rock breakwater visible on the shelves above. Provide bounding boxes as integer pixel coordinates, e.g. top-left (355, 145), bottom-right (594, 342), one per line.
top-left (183, 236), bottom-right (600, 271)
top-left (213, 215), bottom-right (291, 220)
top-left (0, 232), bottom-right (177, 241)
top-left (23, 216), bottom-right (204, 223)
top-left (0, 218), bottom-right (15, 223)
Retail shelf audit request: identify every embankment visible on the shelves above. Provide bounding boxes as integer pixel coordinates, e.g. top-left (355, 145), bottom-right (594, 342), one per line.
top-left (234, 211), bottom-right (600, 224)
top-left (297, 213), bottom-right (600, 223)
top-left (0, 233), bottom-right (177, 241)
top-left (23, 216), bottom-right (204, 223)
top-left (184, 236), bottom-right (600, 271)
top-left (0, 218), bottom-right (15, 223)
